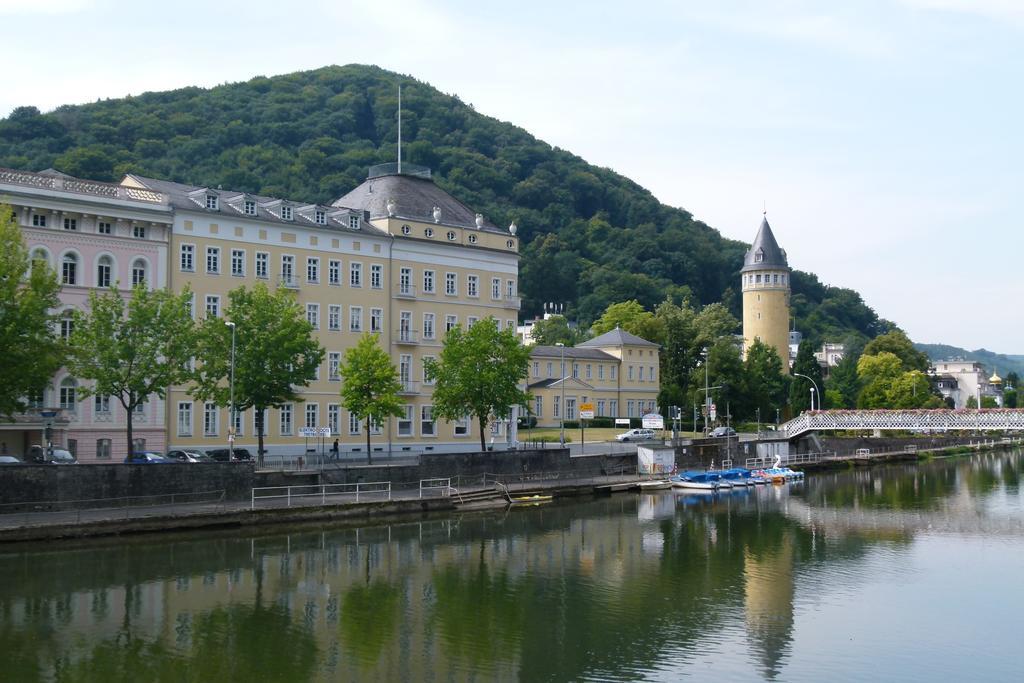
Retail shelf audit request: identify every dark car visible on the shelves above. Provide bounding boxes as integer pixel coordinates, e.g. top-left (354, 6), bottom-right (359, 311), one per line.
top-left (206, 448), bottom-right (253, 462)
top-left (27, 445), bottom-right (77, 464)
top-left (166, 449), bottom-right (212, 463)
top-left (124, 451), bottom-right (173, 464)
top-left (710, 427), bottom-right (737, 438)
top-left (0, 455), bottom-right (23, 465)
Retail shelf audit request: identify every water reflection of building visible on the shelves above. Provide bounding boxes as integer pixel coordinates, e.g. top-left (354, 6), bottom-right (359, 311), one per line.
top-left (743, 537), bottom-right (795, 679)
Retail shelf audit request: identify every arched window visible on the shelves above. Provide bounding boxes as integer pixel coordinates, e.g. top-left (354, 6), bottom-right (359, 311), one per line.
top-left (60, 311), bottom-right (74, 341)
top-left (31, 248), bottom-right (49, 270)
top-left (97, 255), bottom-right (113, 288)
top-left (62, 253), bottom-right (78, 285)
top-left (132, 259), bottom-right (147, 287)
top-left (59, 377), bottom-right (77, 410)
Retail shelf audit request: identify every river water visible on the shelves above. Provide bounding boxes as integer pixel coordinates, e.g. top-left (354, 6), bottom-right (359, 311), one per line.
top-left (3, 450), bottom-right (1023, 682)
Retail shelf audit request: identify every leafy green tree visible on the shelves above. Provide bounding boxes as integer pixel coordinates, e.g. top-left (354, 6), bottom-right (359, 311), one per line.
top-left (856, 352), bottom-right (903, 408)
top-left (67, 284), bottom-right (195, 455)
top-left (0, 205), bottom-right (63, 417)
top-left (688, 338), bottom-right (745, 427)
top-left (1003, 389), bottom-right (1017, 409)
top-left (862, 330), bottom-right (929, 372)
top-left (743, 339), bottom-right (788, 423)
top-left (338, 333), bottom-right (404, 463)
top-left (966, 395), bottom-right (978, 409)
top-left (191, 283), bottom-right (324, 460)
top-left (529, 315), bottom-right (588, 346)
top-left (790, 341), bottom-right (825, 413)
top-left (887, 370), bottom-right (940, 408)
top-left (590, 300), bottom-right (665, 345)
top-left (827, 350), bottom-right (861, 408)
top-left (425, 318), bottom-right (531, 451)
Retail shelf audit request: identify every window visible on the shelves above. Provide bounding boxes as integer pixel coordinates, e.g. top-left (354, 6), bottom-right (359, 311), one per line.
top-left (96, 438), bottom-right (111, 459)
top-left (281, 255), bottom-right (295, 285)
top-left (467, 316), bottom-right (479, 327)
top-left (573, 363), bottom-right (579, 379)
top-left (445, 314), bottom-right (457, 332)
top-left (281, 205), bottom-right (293, 221)
top-left (554, 398), bottom-right (561, 418)
top-left (610, 399), bottom-right (618, 416)
top-left (306, 303), bottom-right (319, 329)
top-left (566, 398), bottom-right (577, 420)
top-left (329, 260), bottom-right (341, 285)
top-left (611, 366), bottom-right (617, 380)
top-left (639, 366), bottom-right (644, 381)
top-left (32, 214), bottom-right (46, 227)
top-left (185, 293), bottom-right (194, 319)
top-left (399, 267), bottom-right (412, 295)
top-left (445, 272), bottom-right (457, 296)
top-left (63, 217), bottom-right (77, 231)
top-left (328, 352), bottom-right (341, 381)
top-left (97, 221), bottom-right (112, 234)
top-left (205, 295), bottom-right (220, 318)
top-left (279, 404), bottom-right (293, 435)
top-left (59, 377), bottom-right (77, 410)
top-left (206, 247), bottom-right (220, 274)
top-left (231, 249), bottom-right (245, 276)
top-left (60, 311), bottom-right (74, 340)
top-left (454, 416), bottom-right (469, 437)
top-left (305, 403), bottom-right (319, 429)
top-left (532, 361), bottom-right (539, 378)
top-left (97, 256), bottom-right (112, 288)
top-left (131, 259), bottom-right (146, 287)
top-left (422, 355), bottom-right (436, 385)
top-left (315, 209), bottom-right (326, 225)
top-left (328, 305), bottom-right (341, 331)
top-left (349, 412), bottom-right (361, 435)
top-left (350, 262), bottom-right (362, 287)
top-left (133, 225), bottom-right (146, 239)
top-left (586, 364), bottom-right (592, 380)
top-left (94, 394), bottom-right (110, 414)
top-left (423, 313), bottom-right (435, 340)
top-left (507, 280), bottom-right (516, 298)
top-left (349, 214), bottom-right (360, 230)
top-left (491, 278), bottom-right (501, 299)
top-left (398, 405), bottom-right (413, 436)
top-left (371, 308), bottom-right (383, 333)
top-left (244, 199), bottom-right (256, 216)
top-left (423, 270), bottom-right (435, 293)
top-left (650, 366), bottom-right (656, 381)
top-left (204, 402), bottom-right (218, 436)
top-left (399, 354), bottom-right (412, 390)
top-left (370, 263), bottom-right (382, 289)
top-left (256, 252), bottom-right (269, 279)
top-left (627, 400), bottom-right (636, 417)
top-left (535, 395), bottom-right (543, 417)
top-left (421, 405), bottom-right (435, 436)
top-left (232, 409), bottom-right (243, 437)
top-left (349, 306), bottom-right (362, 332)
top-left (597, 400), bottom-right (606, 416)
top-left (328, 404), bottom-right (340, 435)
top-left (629, 366), bottom-right (635, 381)
top-left (467, 275), bottom-right (479, 297)
top-left (307, 257), bottom-right (319, 283)
top-left (598, 365), bottom-right (604, 380)
top-left (61, 253), bottom-right (78, 285)
top-left (206, 195), bottom-right (218, 210)
top-left (180, 244), bottom-right (195, 272)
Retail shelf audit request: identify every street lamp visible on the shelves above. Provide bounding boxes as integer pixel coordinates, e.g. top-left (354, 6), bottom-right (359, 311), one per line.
top-left (702, 347), bottom-right (710, 436)
top-left (793, 372), bottom-right (821, 413)
top-left (225, 320), bottom-right (237, 461)
top-left (556, 342), bottom-right (566, 446)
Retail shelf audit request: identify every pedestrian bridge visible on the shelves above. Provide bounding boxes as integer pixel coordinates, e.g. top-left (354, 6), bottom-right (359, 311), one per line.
top-left (781, 409), bottom-right (1024, 438)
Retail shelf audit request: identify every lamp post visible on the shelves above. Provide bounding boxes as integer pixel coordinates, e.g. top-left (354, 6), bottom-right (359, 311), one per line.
top-left (703, 347), bottom-right (710, 437)
top-left (556, 342), bottom-right (566, 446)
top-left (225, 320), bottom-right (237, 461)
top-left (793, 372), bottom-right (821, 413)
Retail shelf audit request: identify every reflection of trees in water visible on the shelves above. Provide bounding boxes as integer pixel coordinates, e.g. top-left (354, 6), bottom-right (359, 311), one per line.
top-left (340, 577), bottom-right (401, 667)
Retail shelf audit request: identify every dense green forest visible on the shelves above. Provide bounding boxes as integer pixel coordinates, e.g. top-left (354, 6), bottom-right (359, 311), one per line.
top-left (0, 64), bottom-right (889, 344)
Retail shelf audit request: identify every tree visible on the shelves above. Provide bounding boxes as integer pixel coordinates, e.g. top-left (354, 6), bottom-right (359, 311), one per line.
top-left (425, 318), bottom-right (531, 452)
top-left (688, 338), bottom-right (744, 428)
top-left (529, 315), bottom-right (589, 346)
top-left (191, 283), bottom-right (324, 461)
top-left (856, 352), bottom-right (903, 408)
top-left (338, 333), bottom-right (404, 463)
top-left (862, 330), bottom-right (929, 372)
top-left (0, 204), bottom-right (63, 417)
top-left (827, 350), bottom-right (861, 409)
top-left (790, 340), bottom-right (825, 413)
top-left (743, 340), bottom-right (788, 423)
top-left (67, 284), bottom-right (195, 456)
top-left (590, 300), bottom-right (665, 345)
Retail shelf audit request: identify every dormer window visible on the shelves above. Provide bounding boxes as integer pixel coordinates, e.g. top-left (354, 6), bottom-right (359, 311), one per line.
top-left (754, 249), bottom-right (764, 263)
top-left (206, 195), bottom-right (218, 210)
top-left (281, 205), bottom-right (293, 221)
top-left (244, 199), bottom-right (256, 216)
top-left (315, 210), bottom-right (326, 225)
top-left (348, 215), bottom-right (360, 230)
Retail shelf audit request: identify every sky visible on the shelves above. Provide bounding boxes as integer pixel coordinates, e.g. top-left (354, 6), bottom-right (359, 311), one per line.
top-left (2, 0), bottom-right (1022, 353)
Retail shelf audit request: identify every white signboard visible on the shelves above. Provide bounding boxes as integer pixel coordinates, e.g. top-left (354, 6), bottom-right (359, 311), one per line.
top-left (615, 418), bottom-right (631, 426)
top-left (299, 427), bottom-right (332, 437)
top-left (642, 413), bottom-right (664, 429)
top-left (637, 446), bottom-right (675, 475)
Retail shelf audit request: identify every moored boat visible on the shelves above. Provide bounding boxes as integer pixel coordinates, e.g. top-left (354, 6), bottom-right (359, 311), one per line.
top-left (671, 471), bottom-right (721, 490)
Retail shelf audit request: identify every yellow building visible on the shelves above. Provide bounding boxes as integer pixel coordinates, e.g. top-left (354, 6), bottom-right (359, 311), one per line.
top-left (741, 214), bottom-right (790, 363)
top-left (124, 163), bottom-right (520, 456)
top-left (527, 328), bottom-right (661, 427)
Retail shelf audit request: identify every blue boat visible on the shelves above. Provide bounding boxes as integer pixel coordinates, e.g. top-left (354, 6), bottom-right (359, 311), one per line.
top-left (720, 468), bottom-right (756, 487)
top-left (671, 471), bottom-right (721, 490)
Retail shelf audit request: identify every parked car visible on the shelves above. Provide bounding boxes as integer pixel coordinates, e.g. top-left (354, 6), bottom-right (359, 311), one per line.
top-left (0, 455), bottom-right (23, 464)
top-left (124, 451), bottom-right (173, 464)
top-left (616, 428), bottom-right (656, 442)
top-left (710, 427), bottom-right (737, 438)
top-left (206, 448), bottom-right (253, 462)
top-left (27, 445), bottom-right (77, 464)
top-left (165, 449), bottom-right (212, 463)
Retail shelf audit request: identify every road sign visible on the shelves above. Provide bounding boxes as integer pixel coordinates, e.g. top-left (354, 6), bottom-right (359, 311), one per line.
top-left (615, 418), bottom-right (631, 426)
top-left (298, 427), bottom-right (318, 437)
top-left (579, 402), bottom-right (595, 420)
top-left (642, 413), bottom-right (664, 429)
top-left (710, 404), bottom-right (717, 421)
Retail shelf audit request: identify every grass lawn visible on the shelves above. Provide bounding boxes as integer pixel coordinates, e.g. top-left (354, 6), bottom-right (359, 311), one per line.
top-left (519, 427), bottom-right (701, 443)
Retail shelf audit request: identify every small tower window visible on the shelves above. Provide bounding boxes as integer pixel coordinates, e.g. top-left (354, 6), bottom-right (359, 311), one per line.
top-left (755, 249), bottom-right (764, 263)
top-left (206, 195), bottom-right (218, 210)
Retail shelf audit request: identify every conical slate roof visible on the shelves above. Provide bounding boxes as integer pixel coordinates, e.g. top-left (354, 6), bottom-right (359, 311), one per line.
top-left (741, 215), bottom-right (789, 273)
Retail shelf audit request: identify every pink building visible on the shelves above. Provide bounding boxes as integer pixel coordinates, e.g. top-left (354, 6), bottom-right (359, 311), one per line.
top-left (1, 168), bottom-right (172, 462)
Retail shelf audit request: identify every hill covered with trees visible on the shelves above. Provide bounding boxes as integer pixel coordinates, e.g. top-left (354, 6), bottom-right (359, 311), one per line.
top-left (0, 64), bottom-right (888, 345)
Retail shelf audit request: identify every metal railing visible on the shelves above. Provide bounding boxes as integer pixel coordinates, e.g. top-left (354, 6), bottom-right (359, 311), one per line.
top-left (0, 490), bottom-right (227, 528)
top-left (250, 482), bottom-right (391, 509)
top-left (419, 478), bottom-right (454, 498)
top-left (745, 452), bottom-right (828, 469)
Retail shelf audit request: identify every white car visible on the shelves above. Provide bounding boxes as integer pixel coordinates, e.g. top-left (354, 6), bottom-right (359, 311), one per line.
top-left (616, 428), bottom-right (656, 442)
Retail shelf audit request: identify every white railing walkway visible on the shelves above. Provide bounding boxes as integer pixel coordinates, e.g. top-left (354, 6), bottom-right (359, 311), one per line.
top-left (250, 482), bottom-right (391, 509)
top-left (781, 409), bottom-right (1024, 438)
top-left (419, 478), bottom-right (455, 498)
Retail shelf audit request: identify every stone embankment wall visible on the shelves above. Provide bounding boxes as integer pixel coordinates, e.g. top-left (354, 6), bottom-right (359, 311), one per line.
top-left (815, 435), bottom-right (983, 455)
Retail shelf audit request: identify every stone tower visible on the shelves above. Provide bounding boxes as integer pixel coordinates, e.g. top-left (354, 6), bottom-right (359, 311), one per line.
top-left (741, 214), bottom-right (790, 363)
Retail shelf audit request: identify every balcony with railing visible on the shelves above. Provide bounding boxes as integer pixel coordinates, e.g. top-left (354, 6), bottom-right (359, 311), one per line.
top-left (0, 167), bottom-right (169, 205)
top-left (398, 381), bottom-right (420, 395)
top-left (279, 274), bottom-right (300, 289)
top-left (395, 329), bottom-right (420, 344)
top-left (395, 283), bottom-right (417, 298)
top-left (503, 295), bottom-right (522, 310)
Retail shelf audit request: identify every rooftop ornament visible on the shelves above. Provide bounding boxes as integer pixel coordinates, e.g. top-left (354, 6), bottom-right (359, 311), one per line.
top-left (509, 221), bottom-right (517, 235)
top-left (386, 198), bottom-right (396, 217)
top-left (475, 213), bottom-right (484, 229)
top-left (432, 206), bottom-right (442, 223)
